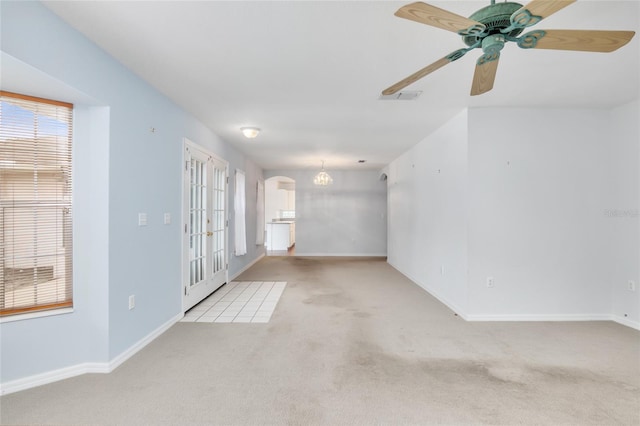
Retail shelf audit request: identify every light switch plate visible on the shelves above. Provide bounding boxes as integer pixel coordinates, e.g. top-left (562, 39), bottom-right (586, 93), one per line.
top-left (138, 213), bottom-right (147, 226)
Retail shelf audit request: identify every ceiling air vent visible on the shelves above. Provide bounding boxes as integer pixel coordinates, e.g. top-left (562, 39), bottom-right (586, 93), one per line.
top-left (379, 90), bottom-right (422, 101)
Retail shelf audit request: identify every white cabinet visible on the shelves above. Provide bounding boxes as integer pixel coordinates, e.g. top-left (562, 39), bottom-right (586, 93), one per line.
top-left (266, 222), bottom-right (294, 251)
top-left (289, 222), bottom-right (295, 246)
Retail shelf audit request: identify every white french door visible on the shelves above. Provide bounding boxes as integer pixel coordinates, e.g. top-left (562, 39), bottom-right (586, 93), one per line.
top-left (183, 140), bottom-right (228, 311)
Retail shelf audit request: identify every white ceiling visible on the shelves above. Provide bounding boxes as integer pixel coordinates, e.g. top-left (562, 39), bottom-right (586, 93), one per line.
top-left (43, 1), bottom-right (639, 171)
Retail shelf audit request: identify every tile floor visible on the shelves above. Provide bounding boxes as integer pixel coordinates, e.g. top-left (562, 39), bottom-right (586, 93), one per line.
top-left (181, 281), bottom-right (286, 323)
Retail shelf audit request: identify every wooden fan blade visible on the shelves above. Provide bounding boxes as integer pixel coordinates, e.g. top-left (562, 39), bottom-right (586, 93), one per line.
top-left (471, 56), bottom-right (500, 96)
top-left (529, 30), bottom-right (636, 52)
top-left (395, 2), bottom-right (485, 35)
top-left (516, 0), bottom-right (575, 21)
top-left (382, 57), bottom-right (453, 95)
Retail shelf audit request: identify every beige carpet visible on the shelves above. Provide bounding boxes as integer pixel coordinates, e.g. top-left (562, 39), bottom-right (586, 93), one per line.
top-left (1, 257), bottom-right (639, 425)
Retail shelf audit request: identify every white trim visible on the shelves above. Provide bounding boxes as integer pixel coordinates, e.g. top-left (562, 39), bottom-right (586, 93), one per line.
top-left (387, 260), bottom-right (468, 319)
top-left (467, 314), bottom-right (640, 330)
top-left (612, 315), bottom-right (640, 330)
top-left (230, 253), bottom-right (265, 281)
top-left (0, 312), bottom-right (183, 396)
top-left (464, 314), bottom-right (612, 322)
top-left (387, 260), bottom-right (640, 330)
top-left (294, 253), bottom-right (387, 257)
top-left (0, 362), bottom-right (103, 396)
top-left (107, 312), bottom-right (183, 371)
top-left (0, 307), bottom-right (74, 324)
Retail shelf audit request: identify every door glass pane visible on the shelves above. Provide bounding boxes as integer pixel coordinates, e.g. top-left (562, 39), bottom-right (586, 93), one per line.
top-left (212, 165), bottom-right (225, 274)
top-left (189, 158), bottom-right (207, 287)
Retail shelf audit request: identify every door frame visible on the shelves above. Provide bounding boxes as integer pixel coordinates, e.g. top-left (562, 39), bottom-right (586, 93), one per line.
top-left (181, 138), bottom-right (229, 312)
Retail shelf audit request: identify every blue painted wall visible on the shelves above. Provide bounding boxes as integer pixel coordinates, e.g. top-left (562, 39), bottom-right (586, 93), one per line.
top-left (0, 1), bottom-right (264, 383)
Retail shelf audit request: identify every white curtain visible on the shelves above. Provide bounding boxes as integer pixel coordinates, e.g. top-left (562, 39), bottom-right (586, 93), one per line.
top-left (256, 180), bottom-right (265, 245)
top-left (234, 169), bottom-right (247, 256)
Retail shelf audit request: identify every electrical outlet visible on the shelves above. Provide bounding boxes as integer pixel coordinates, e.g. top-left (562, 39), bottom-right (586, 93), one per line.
top-left (629, 280), bottom-right (636, 292)
top-left (128, 295), bottom-right (135, 310)
top-left (486, 277), bottom-right (495, 288)
top-left (164, 213), bottom-right (171, 225)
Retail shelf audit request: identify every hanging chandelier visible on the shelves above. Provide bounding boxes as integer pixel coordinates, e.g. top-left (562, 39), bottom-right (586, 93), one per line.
top-left (313, 161), bottom-right (333, 186)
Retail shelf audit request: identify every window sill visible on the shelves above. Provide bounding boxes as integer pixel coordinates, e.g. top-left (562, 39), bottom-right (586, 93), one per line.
top-left (0, 307), bottom-right (74, 324)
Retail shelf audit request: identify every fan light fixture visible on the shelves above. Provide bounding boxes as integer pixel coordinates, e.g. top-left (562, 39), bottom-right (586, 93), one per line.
top-left (382, 1), bottom-right (636, 97)
top-left (313, 161), bottom-right (333, 186)
top-left (241, 127), bottom-right (260, 139)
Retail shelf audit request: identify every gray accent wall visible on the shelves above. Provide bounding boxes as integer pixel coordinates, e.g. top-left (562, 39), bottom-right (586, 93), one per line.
top-left (265, 170), bottom-right (387, 256)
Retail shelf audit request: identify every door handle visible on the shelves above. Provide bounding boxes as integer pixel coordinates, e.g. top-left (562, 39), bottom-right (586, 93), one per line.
top-left (206, 231), bottom-right (213, 237)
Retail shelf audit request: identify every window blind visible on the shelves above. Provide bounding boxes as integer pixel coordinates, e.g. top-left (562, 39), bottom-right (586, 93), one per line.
top-left (0, 91), bottom-right (73, 317)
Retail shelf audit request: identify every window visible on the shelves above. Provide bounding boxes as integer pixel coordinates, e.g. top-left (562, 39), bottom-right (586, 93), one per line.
top-left (0, 91), bottom-right (73, 317)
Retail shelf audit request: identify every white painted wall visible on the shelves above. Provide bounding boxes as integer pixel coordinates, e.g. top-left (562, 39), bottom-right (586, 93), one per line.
top-left (467, 108), bottom-right (612, 319)
top-left (387, 109), bottom-right (469, 314)
top-left (228, 156), bottom-right (265, 274)
top-left (608, 100), bottom-right (640, 326)
top-left (265, 170), bottom-right (387, 256)
top-left (387, 105), bottom-right (639, 327)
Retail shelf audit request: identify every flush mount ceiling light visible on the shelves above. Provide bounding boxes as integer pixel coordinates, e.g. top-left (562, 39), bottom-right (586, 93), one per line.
top-left (240, 127), bottom-right (260, 139)
top-left (313, 161), bottom-right (333, 186)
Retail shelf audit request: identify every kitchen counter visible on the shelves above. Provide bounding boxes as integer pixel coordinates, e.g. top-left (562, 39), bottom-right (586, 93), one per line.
top-left (266, 221), bottom-right (295, 250)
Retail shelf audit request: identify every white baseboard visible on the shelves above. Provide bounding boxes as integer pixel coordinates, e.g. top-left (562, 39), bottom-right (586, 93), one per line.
top-left (0, 362), bottom-right (102, 396)
top-left (387, 260), bottom-right (468, 320)
top-left (387, 260), bottom-right (640, 330)
top-left (0, 312), bottom-right (183, 396)
top-left (612, 315), bottom-right (640, 330)
top-left (230, 253), bottom-right (265, 281)
top-left (467, 314), bottom-right (640, 330)
top-left (107, 312), bottom-right (183, 372)
top-left (295, 253), bottom-right (387, 257)
top-left (464, 313), bottom-right (612, 322)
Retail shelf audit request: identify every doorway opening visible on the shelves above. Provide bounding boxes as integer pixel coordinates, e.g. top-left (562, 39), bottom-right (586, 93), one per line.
top-left (264, 176), bottom-right (295, 256)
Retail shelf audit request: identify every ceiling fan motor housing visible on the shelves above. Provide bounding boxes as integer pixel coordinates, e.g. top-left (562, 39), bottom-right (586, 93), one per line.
top-left (482, 34), bottom-right (505, 53)
top-left (463, 2), bottom-right (524, 47)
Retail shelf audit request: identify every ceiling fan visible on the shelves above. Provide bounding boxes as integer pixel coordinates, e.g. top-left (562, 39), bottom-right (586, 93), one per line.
top-left (382, 0), bottom-right (636, 96)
